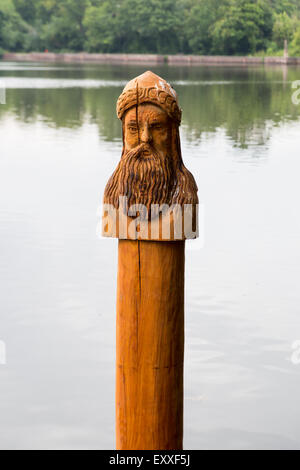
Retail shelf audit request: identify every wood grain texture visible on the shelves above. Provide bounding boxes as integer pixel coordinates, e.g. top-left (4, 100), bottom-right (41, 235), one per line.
top-left (116, 71), bottom-right (182, 124)
top-left (102, 205), bottom-right (198, 241)
top-left (103, 72), bottom-right (198, 220)
top-left (116, 240), bottom-right (185, 450)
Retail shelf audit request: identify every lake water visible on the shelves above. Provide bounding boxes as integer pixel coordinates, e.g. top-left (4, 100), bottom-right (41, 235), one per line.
top-left (0, 61), bottom-right (300, 450)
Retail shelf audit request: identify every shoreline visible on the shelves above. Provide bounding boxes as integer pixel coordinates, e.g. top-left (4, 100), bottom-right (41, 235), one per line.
top-left (2, 52), bottom-right (300, 66)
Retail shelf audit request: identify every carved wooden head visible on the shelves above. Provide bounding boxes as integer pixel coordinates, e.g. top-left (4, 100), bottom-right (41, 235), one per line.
top-left (103, 71), bottom-right (198, 217)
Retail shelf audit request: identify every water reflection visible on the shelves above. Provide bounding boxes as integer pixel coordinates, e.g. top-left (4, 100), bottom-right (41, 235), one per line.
top-left (1, 62), bottom-right (300, 450)
top-left (0, 63), bottom-right (299, 147)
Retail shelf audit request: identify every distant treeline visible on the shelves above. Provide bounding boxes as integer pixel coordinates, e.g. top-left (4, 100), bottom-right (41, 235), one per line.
top-left (1, 0), bottom-right (300, 56)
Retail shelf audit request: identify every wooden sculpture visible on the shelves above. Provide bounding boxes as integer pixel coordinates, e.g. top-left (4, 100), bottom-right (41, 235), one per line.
top-left (102, 71), bottom-right (199, 450)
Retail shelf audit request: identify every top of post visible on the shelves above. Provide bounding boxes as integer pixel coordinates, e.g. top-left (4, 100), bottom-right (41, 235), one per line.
top-left (117, 71), bottom-right (182, 125)
top-left (103, 71), bottom-right (199, 241)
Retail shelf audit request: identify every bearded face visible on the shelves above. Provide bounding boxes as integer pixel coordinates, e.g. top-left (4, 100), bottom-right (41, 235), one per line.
top-left (104, 103), bottom-right (198, 217)
top-left (104, 142), bottom-right (174, 214)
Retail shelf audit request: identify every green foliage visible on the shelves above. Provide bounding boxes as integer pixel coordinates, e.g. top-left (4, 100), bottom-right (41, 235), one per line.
top-left (269, 0), bottom-right (300, 16)
top-left (84, 0), bottom-right (183, 53)
top-left (40, 0), bottom-right (89, 51)
top-left (0, 0), bottom-right (300, 55)
top-left (1, 65), bottom-right (299, 148)
top-left (183, 0), bottom-right (219, 54)
top-left (83, 1), bottom-right (119, 53)
top-left (13, 0), bottom-right (37, 24)
top-left (0, 0), bottom-right (29, 51)
top-left (130, 0), bottom-right (183, 54)
top-left (290, 27), bottom-right (300, 55)
top-left (212, 0), bottom-right (273, 55)
top-left (273, 12), bottom-right (295, 47)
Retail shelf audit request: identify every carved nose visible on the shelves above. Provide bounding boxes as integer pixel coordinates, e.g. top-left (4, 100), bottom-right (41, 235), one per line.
top-left (140, 125), bottom-right (152, 144)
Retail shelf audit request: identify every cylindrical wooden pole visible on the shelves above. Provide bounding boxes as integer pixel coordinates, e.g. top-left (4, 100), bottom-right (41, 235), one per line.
top-left (103, 71), bottom-right (198, 450)
top-left (116, 240), bottom-right (185, 450)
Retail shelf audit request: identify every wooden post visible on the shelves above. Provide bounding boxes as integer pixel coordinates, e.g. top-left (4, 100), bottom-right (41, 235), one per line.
top-left (116, 240), bottom-right (184, 450)
top-left (102, 71), bottom-right (198, 450)
top-left (284, 39), bottom-right (289, 59)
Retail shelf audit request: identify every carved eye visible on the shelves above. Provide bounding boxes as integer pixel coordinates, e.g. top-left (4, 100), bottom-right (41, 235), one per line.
top-left (128, 126), bottom-right (138, 132)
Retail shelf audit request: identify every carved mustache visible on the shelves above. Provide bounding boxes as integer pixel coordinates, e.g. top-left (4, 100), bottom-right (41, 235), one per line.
top-left (121, 143), bottom-right (162, 165)
top-left (104, 142), bottom-right (176, 216)
top-left (104, 128), bottom-right (199, 213)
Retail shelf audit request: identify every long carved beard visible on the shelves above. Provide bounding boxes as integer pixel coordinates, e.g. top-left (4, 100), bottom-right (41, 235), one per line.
top-left (104, 143), bottom-right (174, 215)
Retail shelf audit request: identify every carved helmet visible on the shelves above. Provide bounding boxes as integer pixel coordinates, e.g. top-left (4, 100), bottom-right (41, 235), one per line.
top-left (116, 71), bottom-right (182, 125)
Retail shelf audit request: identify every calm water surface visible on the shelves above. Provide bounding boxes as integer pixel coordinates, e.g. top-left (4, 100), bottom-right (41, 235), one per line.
top-left (0, 62), bottom-right (300, 450)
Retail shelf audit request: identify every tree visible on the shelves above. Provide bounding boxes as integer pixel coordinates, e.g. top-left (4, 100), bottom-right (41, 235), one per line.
top-left (83, 1), bottom-right (119, 52)
top-left (0, 0), bottom-right (29, 51)
top-left (1, 0), bottom-right (299, 55)
top-left (269, 0), bottom-right (300, 16)
top-left (84, 0), bottom-right (183, 54)
top-left (13, 0), bottom-right (37, 24)
top-left (41, 0), bottom-right (90, 51)
top-left (211, 0), bottom-right (274, 55)
top-left (273, 12), bottom-right (295, 49)
top-left (183, 0), bottom-right (219, 54)
top-left (290, 26), bottom-right (300, 55)
top-left (131, 0), bottom-right (183, 54)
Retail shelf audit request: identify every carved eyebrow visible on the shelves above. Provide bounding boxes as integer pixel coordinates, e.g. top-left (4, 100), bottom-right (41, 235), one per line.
top-left (149, 119), bottom-right (165, 125)
top-left (127, 120), bottom-right (137, 125)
